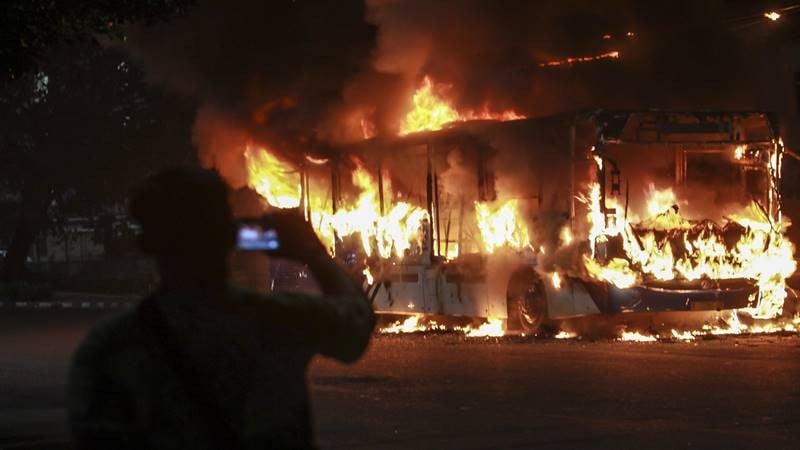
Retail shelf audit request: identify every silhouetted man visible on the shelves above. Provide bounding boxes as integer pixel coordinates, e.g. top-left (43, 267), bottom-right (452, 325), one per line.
top-left (68, 167), bottom-right (374, 449)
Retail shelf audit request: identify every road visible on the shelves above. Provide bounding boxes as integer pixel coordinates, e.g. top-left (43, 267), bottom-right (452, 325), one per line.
top-left (1, 306), bottom-right (798, 449)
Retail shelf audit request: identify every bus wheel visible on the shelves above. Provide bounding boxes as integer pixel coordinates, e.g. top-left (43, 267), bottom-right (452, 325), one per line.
top-left (506, 272), bottom-right (547, 334)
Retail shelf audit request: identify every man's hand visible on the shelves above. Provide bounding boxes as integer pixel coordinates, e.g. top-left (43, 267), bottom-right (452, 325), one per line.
top-left (262, 209), bottom-right (329, 263)
top-left (258, 209), bottom-right (366, 298)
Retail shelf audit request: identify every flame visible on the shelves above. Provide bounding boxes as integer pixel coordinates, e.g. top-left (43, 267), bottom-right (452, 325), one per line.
top-left (550, 272), bottom-right (562, 289)
top-left (579, 144), bottom-right (796, 318)
top-left (615, 313), bottom-right (800, 342)
top-left (380, 315), bottom-right (444, 334)
top-left (246, 148), bottom-right (428, 259)
top-left (641, 186), bottom-right (690, 231)
top-left (380, 313), bottom-right (798, 339)
top-left (764, 11), bottom-right (781, 21)
top-left (580, 177), bottom-right (796, 318)
top-left (560, 226), bottom-right (573, 246)
top-left (670, 330), bottom-right (696, 341)
top-left (645, 186), bottom-right (678, 218)
top-left (400, 76), bottom-right (459, 135)
top-left (593, 154), bottom-right (604, 170)
top-left (734, 145), bottom-right (745, 160)
top-left (463, 318), bottom-right (505, 337)
top-left (244, 147), bottom-right (301, 208)
top-left (540, 51), bottom-right (620, 68)
top-left (379, 316), bottom-right (506, 337)
top-left (583, 256), bottom-right (638, 288)
top-left (312, 162), bottom-right (429, 259)
top-left (618, 331), bottom-right (658, 342)
top-left (475, 199), bottom-right (531, 253)
top-left (363, 266), bottom-right (374, 285)
top-left (400, 76), bottom-right (524, 135)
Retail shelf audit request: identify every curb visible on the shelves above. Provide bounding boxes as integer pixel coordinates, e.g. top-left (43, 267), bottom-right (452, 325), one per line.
top-left (0, 300), bottom-right (132, 310)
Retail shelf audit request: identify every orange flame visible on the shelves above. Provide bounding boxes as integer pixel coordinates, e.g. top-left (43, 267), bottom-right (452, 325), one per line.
top-left (580, 149), bottom-right (795, 319)
top-left (379, 316), bottom-right (505, 337)
top-left (245, 148), bottom-right (428, 259)
top-left (400, 76), bottom-right (524, 135)
top-left (244, 147), bottom-right (301, 208)
top-left (475, 199), bottom-right (531, 253)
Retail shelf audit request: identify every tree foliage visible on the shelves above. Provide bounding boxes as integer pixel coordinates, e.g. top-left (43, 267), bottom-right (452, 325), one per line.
top-left (0, 43), bottom-right (197, 278)
top-left (0, 0), bottom-right (194, 85)
top-left (1, 44), bottom-right (197, 207)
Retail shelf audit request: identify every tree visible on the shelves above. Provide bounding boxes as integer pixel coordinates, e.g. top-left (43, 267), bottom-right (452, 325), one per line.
top-left (0, 44), bottom-right (197, 280)
top-left (0, 0), bottom-right (194, 85)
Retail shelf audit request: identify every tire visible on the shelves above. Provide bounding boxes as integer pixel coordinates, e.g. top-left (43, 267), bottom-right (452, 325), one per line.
top-left (506, 270), bottom-right (548, 334)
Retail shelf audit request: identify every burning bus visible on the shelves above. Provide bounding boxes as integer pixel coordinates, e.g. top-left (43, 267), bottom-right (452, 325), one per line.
top-left (244, 109), bottom-right (796, 334)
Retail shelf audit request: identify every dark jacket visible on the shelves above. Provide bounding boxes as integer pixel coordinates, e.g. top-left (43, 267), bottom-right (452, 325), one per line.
top-left (68, 286), bottom-right (374, 449)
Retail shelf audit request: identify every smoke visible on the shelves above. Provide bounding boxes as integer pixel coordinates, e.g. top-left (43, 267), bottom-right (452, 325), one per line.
top-left (123, 0), bottom-right (375, 183)
top-left (363, 0), bottom-right (768, 120)
top-left (122, 0), bottom-right (777, 181)
top-left (191, 106), bottom-right (251, 188)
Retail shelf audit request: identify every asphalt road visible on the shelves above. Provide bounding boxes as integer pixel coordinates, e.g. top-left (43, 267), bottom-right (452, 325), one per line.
top-left (1, 307), bottom-right (799, 450)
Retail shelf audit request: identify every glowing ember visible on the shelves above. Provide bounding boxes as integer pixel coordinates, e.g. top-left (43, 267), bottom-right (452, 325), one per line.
top-left (475, 199), bottom-right (531, 253)
top-left (540, 51), bottom-right (620, 68)
top-left (400, 76), bottom-right (524, 135)
top-left (554, 330), bottom-right (577, 339)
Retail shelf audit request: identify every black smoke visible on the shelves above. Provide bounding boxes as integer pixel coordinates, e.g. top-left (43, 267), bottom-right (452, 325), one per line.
top-left (122, 0), bottom-right (789, 186)
top-left (123, 0), bottom-right (375, 185)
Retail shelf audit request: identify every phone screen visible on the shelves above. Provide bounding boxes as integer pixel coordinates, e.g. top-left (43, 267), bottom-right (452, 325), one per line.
top-left (237, 224), bottom-right (280, 251)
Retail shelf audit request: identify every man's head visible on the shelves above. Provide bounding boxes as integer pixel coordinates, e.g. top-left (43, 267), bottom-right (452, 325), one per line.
top-left (130, 167), bottom-right (236, 263)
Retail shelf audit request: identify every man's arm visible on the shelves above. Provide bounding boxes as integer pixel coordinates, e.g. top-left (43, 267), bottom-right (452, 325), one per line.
top-left (264, 211), bottom-right (375, 362)
top-left (304, 253), bottom-right (375, 362)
